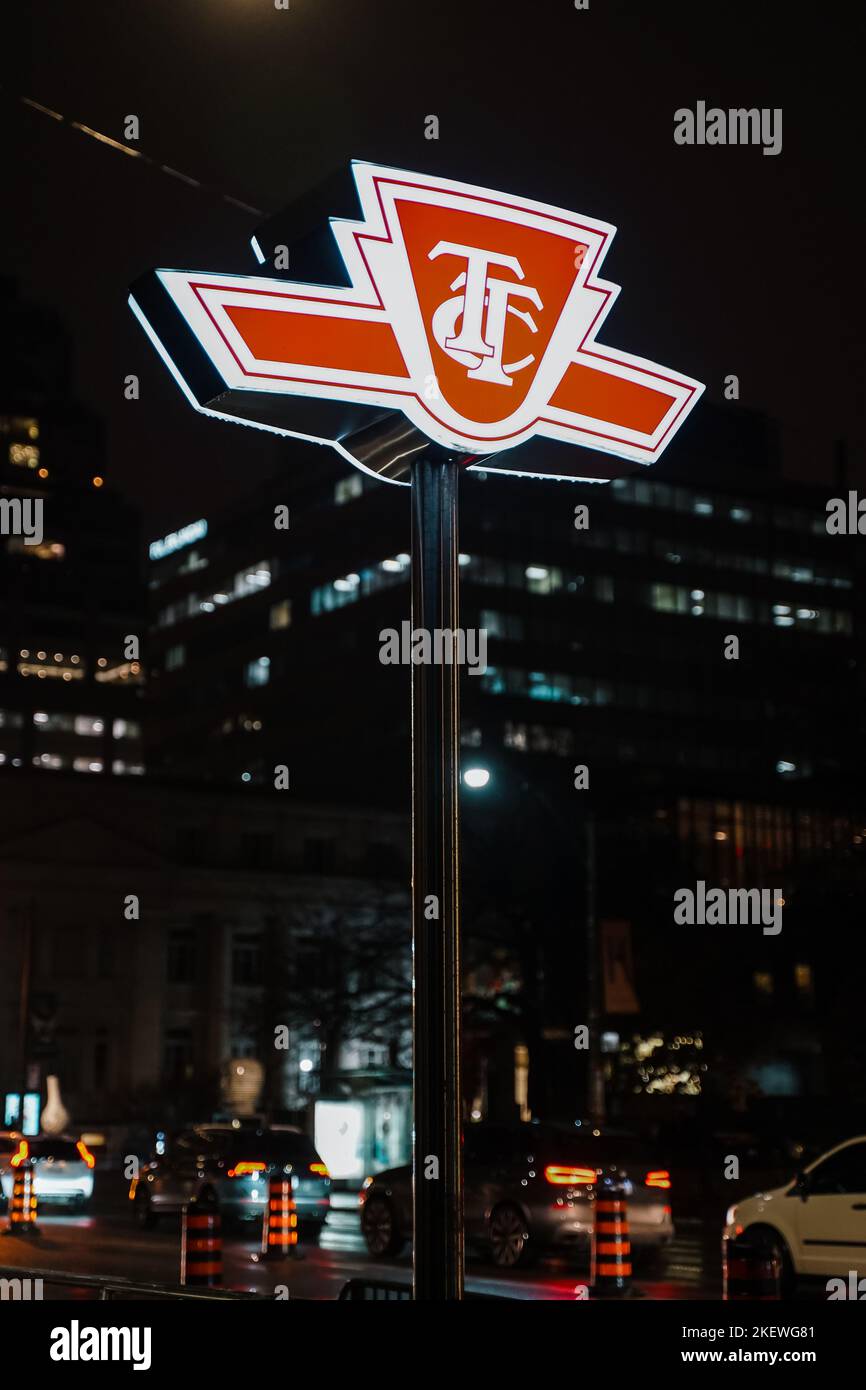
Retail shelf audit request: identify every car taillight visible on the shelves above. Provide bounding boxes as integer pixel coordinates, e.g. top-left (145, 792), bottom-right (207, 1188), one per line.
top-left (76, 1140), bottom-right (96, 1169)
top-left (544, 1164), bottom-right (597, 1186)
top-left (227, 1161), bottom-right (267, 1178)
top-left (309, 1162), bottom-right (329, 1177)
top-left (10, 1140), bottom-right (29, 1168)
top-left (359, 1175), bottom-right (373, 1206)
top-left (646, 1169), bottom-right (671, 1189)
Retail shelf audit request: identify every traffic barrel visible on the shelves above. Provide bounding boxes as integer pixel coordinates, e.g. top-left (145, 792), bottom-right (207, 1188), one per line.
top-left (591, 1173), bottom-right (632, 1297)
top-left (5, 1149), bottom-right (39, 1236)
top-left (262, 1171), bottom-right (298, 1259)
top-left (723, 1235), bottom-right (781, 1300)
top-left (180, 1190), bottom-right (222, 1287)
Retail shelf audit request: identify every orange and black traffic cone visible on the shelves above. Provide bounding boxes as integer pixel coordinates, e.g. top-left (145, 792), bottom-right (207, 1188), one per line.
top-left (590, 1174), bottom-right (632, 1297)
top-left (261, 1171), bottom-right (298, 1259)
top-left (180, 1189), bottom-right (222, 1287)
top-left (3, 1147), bottom-right (39, 1237)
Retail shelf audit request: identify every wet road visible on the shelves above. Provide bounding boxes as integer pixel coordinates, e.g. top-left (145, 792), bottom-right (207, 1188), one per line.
top-left (0, 1190), bottom-right (722, 1300)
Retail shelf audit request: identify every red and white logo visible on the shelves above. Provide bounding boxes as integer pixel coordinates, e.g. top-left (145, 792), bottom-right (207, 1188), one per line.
top-left (138, 163), bottom-right (703, 466)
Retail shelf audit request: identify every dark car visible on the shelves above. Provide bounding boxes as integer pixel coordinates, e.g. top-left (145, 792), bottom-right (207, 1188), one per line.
top-left (360, 1121), bottom-right (673, 1269)
top-left (130, 1123), bottom-right (330, 1238)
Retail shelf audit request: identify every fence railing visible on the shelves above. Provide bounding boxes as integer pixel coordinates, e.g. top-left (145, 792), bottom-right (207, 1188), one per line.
top-left (337, 1277), bottom-right (510, 1301)
top-left (0, 1264), bottom-right (267, 1301)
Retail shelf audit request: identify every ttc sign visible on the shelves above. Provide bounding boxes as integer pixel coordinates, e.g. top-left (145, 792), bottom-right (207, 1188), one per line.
top-left (131, 164), bottom-right (703, 483)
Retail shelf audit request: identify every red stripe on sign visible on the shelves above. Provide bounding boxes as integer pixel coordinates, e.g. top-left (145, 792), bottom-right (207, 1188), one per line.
top-left (224, 305), bottom-right (409, 378)
top-left (550, 362), bottom-right (676, 434)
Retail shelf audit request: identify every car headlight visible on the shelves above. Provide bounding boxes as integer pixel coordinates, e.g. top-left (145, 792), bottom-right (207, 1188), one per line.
top-left (725, 1204), bottom-right (738, 1227)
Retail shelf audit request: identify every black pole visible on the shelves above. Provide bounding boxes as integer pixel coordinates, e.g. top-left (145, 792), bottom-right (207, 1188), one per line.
top-left (410, 456), bottom-right (464, 1301)
top-left (585, 811), bottom-right (605, 1120)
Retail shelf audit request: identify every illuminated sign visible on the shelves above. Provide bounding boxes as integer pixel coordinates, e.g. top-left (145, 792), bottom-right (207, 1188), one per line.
top-left (131, 164), bottom-right (702, 482)
top-left (149, 518), bottom-right (208, 561)
top-left (4, 1092), bottom-right (41, 1135)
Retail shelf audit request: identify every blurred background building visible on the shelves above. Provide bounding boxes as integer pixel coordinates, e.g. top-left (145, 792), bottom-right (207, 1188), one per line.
top-left (142, 400), bottom-right (866, 1137)
top-left (0, 280), bottom-right (145, 779)
top-left (3, 281), bottom-right (865, 1170)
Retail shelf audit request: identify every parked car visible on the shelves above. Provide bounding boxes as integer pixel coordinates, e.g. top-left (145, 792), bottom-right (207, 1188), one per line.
top-left (0, 1135), bottom-right (96, 1210)
top-left (723, 1134), bottom-right (866, 1295)
top-left (360, 1122), bottom-right (673, 1269)
top-left (130, 1123), bottom-right (330, 1237)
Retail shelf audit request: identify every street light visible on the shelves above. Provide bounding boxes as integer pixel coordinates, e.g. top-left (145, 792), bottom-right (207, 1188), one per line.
top-left (462, 766), bottom-right (491, 790)
top-left (461, 756), bottom-right (605, 1122)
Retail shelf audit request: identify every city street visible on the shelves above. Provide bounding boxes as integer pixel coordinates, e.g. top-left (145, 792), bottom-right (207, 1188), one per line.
top-left (0, 1190), bottom-right (725, 1301)
top-left (4, 3), bottom-right (861, 1374)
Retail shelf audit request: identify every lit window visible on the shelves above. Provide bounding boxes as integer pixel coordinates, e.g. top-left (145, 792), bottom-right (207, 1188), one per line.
top-left (594, 576), bottom-right (615, 603)
top-left (233, 561), bottom-right (271, 597)
top-left (794, 964), bottom-right (813, 995)
top-left (33, 753), bottom-right (63, 770)
top-left (6, 538), bottom-right (65, 560)
top-left (18, 658), bottom-right (84, 681)
top-left (245, 656), bottom-right (270, 688)
top-left (650, 583), bottom-right (689, 614)
top-left (33, 712), bottom-right (74, 733)
top-left (95, 659), bottom-right (143, 684)
top-left (2, 417), bottom-right (40, 440)
top-left (525, 565), bottom-right (563, 595)
top-left (269, 599), bottom-right (292, 630)
top-left (112, 719), bottom-right (141, 740)
top-left (753, 971), bottom-right (774, 996)
top-left (73, 757), bottom-right (104, 774)
top-left (165, 644), bottom-right (186, 671)
top-left (380, 555), bottom-right (410, 573)
top-left (9, 443), bottom-right (40, 468)
top-left (503, 722), bottom-right (528, 751)
top-left (334, 474), bottom-right (363, 505)
top-left (311, 557), bottom-right (408, 615)
top-left (74, 716), bottom-right (104, 737)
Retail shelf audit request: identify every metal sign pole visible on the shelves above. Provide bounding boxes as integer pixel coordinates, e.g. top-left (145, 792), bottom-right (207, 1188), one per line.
top-left (410, 456), bottom-right (464, 1302)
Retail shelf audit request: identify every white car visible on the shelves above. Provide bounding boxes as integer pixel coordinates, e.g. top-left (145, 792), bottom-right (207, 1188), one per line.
top-left (724, 1135), bottom-right (866, 1293)
top-left (0, 1135), bottom-right (95, 1210)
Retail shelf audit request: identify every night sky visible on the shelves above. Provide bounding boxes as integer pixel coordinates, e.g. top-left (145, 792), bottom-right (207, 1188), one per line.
top-left (7, 0), bottom-right (864, 535)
